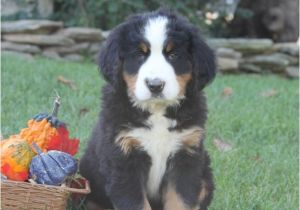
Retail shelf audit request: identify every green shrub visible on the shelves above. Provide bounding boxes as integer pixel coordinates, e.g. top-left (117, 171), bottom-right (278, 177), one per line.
top-left (52, 0), bottom-right (208, 31)
top-left (2, 0), bottom-right (233, 36)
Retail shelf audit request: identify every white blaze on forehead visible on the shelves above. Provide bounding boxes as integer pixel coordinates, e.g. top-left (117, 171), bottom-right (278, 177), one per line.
top-left (144, 16), bottom-right (168, 51)
top-left (133, 16), bottom-right (181, 106)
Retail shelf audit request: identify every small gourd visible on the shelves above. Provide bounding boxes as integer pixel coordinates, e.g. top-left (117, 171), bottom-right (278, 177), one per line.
top-left (0, 136), bottom-right (35, 181)
top-left (19, 96), bottom-right (79, 155)
top-left (29, 142), bottom-right (78, 186)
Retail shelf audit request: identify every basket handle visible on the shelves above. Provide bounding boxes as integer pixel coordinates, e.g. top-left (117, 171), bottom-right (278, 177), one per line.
top-left (63, 179), bottom-right (91, 194)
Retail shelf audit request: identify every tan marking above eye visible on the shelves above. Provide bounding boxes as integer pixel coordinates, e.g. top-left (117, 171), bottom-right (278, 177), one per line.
top-left (165, 42), bottom-right (174, 53)
top-left (139, 42), bottom-right (149, 54)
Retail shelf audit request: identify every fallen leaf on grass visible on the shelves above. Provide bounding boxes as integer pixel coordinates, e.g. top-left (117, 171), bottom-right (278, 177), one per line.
top-left (213, 138), bottom-right (233, 152)
top-left (79, 108), bottom-right (90, 117)
top-left (57, 75), bottom-right (77, 90)
top-left (250, 154), bottom-right (261, 162)
top-left (222, 87), bottom-right (233, 96)
top-left (259, 89), bottom-right (278, 98)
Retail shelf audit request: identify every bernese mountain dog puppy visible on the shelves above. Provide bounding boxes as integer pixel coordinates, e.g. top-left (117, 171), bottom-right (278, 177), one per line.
top-left (80, 8), bottom-right (216, 210)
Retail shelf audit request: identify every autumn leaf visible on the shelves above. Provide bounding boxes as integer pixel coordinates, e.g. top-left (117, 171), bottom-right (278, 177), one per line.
top-left (213, 138), bottom-right (233, 152)
top-left (79, 107), bottom-right (90, 117)
top-left (250, 154), bottom-right (261, 163)
top-left (259, 89), bottom-right (279, 98)
top-left (57, 75), bottom-right (77, 90)
top-left (222, 87), bottom-right (233, 96)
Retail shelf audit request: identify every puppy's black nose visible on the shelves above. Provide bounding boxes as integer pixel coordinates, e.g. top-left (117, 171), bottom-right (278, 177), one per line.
top-left (145, 78), bottom-right (165, 94)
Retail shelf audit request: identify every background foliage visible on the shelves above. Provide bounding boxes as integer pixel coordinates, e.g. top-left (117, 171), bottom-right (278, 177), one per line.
top-left (2, 0), bottom-right (298, 41)
top-left (52, 0), bottom-right (209, 30)
top-left (2, 0), bottom-right (233, 36)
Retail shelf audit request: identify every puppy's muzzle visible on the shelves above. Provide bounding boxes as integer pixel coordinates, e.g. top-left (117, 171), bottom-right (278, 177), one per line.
top-left (145, 78), bottom-right (165, 95)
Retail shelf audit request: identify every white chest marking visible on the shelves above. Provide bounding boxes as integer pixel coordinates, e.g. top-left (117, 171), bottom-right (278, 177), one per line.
top-left (126, 111), bottom-right (180, 198)
top-left (125, 109), bottom-right (202, 199)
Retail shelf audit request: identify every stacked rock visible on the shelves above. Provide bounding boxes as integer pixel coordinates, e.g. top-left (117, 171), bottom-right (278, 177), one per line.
top-left (1, 20), bottom-right (107, 62)
top-left (1, 20), bottom-right (298, 78)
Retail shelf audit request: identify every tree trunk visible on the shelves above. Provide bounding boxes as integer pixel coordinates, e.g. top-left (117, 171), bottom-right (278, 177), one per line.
top-left (228, 0), bottom-right (299, 42)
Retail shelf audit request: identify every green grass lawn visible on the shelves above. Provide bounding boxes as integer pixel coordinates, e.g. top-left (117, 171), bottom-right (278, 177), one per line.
top-left (1, 54), bottom-right (299, 210)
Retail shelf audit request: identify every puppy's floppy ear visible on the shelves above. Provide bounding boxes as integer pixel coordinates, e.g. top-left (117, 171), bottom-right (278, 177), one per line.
top-left (98, 27), bottom-right (122, 87)
top-left (190, 27), bottom-right (216, 90)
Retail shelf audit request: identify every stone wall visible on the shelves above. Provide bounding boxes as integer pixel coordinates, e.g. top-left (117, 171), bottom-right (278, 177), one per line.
top-left (210, 39), bottom-right (299, 78)
top-left (1, 20), bottom-right (107, 62)
top-left (1, 20), bottom-right (299, 78)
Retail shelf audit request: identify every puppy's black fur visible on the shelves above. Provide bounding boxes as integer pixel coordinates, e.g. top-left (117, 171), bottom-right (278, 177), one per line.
top-left (80, 8), bottom-right (216, 210)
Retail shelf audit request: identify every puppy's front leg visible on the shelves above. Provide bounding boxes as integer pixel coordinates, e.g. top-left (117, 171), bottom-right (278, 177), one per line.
top-left (107, 175), bottom-right (151, 210)
top-left (164, 183), bottom-right (192, 210)
top-left (163, 150), bottom-right (214, 210)
top-left (106, 159), bottom-right (151, 210)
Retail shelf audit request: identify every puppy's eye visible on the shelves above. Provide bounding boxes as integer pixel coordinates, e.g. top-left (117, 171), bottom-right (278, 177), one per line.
top-left (168, 52), bottom-right (177, 60)
top-left (138, 43), bottom-right (149, 56)
top-left (165, 42), bottom-right (177, 60)
top-left (138, 50), bottom-right (149, 59)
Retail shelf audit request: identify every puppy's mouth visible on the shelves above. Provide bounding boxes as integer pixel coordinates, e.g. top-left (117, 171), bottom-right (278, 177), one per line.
top-left (130, 94), bottom-right (183, 112)
top-left (150, 92), bottom-right (164, 99)
top-left (124, 74), bottom-right (183, 110)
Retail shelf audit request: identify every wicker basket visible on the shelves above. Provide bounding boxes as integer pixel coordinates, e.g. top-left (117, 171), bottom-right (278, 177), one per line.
top-left (1, 178), bottom-right (90, 210)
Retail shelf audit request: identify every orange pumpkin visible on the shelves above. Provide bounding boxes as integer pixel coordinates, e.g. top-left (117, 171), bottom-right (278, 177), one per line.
top-left (1, 136), bottom-right (35, 181)
top-left (19, 96), bottom-right (79, 155)
top-left (20, 118), bottom-right (58, 152)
